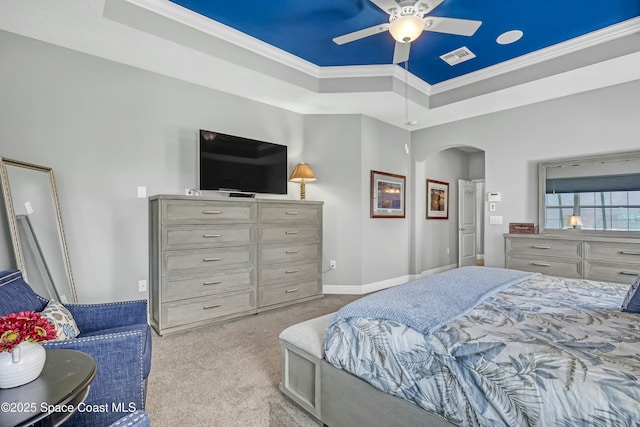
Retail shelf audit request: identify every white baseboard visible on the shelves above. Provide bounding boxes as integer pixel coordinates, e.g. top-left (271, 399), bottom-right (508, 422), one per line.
top-left (323, 263), bottom-right (458, 295)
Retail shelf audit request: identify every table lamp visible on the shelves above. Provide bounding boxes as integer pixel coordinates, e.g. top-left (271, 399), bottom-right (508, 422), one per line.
top-left (289, 162), bottom-right (316, 200)
top-left (566, 214), bottom-right (582, 229)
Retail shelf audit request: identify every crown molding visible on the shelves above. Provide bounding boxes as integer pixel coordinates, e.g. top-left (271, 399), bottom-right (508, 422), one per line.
top-left (430, 16), bottom-right (640, 95)
top-left (119, 1), bottom-right (640, 99)
top-left (123, 0), bottom-right (320, 76)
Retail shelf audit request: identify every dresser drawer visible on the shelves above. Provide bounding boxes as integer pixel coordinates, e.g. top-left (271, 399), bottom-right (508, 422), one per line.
top-left (259, 204), bottom-right (321, 223)
top-left (164, 246), bottom-right (254, 275)
top-left (506, 254), bottom-right (581, 278)
top-left (259, 225), bottom-right (320, 244)
top-left (162, 291), bottom-right (255, 328)
top-left (259, 242), bottom-right (320, 265)
top-left (162, 270), bottom-right (254, 301)
top-left (506, 238), bottom-right (581, 258)
top-left (164, 225), bottom-right (254, 249)
top-left (162, 200), bottom-right (255, 224)
top-left (584, 241), bottom-right (640, 263)
top-left (584, 262), bottom-right (640, 284)
top-left (259, 260), bottom-right (319, 286)
top-left (258, 280), bottom-right (320, 307)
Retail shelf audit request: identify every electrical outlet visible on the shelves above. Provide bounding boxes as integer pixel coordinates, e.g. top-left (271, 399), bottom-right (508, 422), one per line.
top-left (137, 186), bottom-right (147, 199)
top-left (330, 260), bottom-right (337, 270)
top-left (138, 280), bottom-right (148, 292)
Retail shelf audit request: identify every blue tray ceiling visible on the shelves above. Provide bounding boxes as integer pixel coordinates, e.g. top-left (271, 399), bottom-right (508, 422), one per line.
top-left (170, 0), bottom-right (640, 85)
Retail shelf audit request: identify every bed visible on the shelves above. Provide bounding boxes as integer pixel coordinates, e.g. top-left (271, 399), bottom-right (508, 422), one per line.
top-left (280, 266), bottom-right (640, 427)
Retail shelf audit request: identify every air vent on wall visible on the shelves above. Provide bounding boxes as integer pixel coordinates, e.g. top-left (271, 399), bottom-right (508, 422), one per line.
top-left (440, 46), bottom-right (476, 66)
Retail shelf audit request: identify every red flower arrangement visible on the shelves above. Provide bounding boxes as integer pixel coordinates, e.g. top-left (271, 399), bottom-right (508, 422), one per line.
top-left (0, 311), bottom-right (56, 353)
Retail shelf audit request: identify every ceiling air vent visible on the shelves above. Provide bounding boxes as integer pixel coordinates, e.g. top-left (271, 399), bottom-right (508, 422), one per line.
top-left (440, 46), bottom-right (476, 66)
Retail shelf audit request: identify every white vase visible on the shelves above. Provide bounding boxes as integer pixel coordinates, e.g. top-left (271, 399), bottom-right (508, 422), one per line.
top-left (0, 341), bottom-right (47, 388)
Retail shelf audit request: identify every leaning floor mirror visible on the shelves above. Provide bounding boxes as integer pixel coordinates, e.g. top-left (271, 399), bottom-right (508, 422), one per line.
top-left (0, 158), bottom-right (77, 303)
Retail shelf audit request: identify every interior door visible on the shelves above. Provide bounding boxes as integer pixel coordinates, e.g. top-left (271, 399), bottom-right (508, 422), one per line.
top-left (458, 180), bottom-right (477, 267)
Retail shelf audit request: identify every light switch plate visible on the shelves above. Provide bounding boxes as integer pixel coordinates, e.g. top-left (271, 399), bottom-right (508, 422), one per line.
top-left (489, 215), bottom-right (503, 225)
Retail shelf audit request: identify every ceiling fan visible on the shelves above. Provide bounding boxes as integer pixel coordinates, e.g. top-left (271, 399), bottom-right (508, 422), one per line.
top-left (332, 0), bottom-right (482, 64)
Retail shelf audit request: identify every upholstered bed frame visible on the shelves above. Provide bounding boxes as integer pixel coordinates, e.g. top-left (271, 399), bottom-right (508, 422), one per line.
top-left (279, 313), bottom-right (456, 427)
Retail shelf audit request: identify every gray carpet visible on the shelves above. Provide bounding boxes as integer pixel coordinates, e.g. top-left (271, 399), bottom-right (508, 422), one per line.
top-left (146, 295), bottom-right (359, 426)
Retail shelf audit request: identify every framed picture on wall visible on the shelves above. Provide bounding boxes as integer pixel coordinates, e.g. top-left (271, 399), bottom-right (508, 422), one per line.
top-left (426, 179), bottom-right (449, 219)
top-left (370, 170), bottom-right (406, 218)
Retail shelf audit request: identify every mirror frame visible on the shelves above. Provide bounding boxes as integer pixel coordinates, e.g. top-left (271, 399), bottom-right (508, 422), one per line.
top-left (538, 151), bottom-right (640, 236)
top-left (0, 157), bottom-right (77, 302)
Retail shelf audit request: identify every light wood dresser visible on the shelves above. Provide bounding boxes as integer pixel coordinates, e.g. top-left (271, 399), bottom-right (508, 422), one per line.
top-left (149, 195), bottom-right (323, 336)
top-left (505, 233), bottom-right (640, 284)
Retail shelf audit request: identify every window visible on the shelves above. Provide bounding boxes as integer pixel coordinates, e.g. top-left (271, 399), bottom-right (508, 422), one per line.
top-left (545, 190), bottom-right (640, 231)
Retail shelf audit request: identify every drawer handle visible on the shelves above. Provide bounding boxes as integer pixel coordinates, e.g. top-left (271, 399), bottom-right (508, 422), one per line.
top-left (531, 245), bottom-right (551, 249)
top-left (203, 280), bottom-right (222, 285)
top-left (203, 234), bottom-right (222, 238)
top-left (203, 257), bottom-right (222, 262)
top-left (285, 231), bottom-right (299, 235)
top-left (285, 289), bottom-right (299, 293)
top-left (620, 251), bottom-right (640, 256)
top-left (619, 271), bottom-right (639, 276)
top-left (285, 211), bottom-right (299, 215)
top-left (285, 250), bottom-right (299, 254)
top-left (285, 269), bottom-right (299, 274)
top-left (531, 262), bottom-right (551, 267)
top-left (203, 304), bottom-right (222, 310)
top-left (203, 210), bottom-right (222, 214)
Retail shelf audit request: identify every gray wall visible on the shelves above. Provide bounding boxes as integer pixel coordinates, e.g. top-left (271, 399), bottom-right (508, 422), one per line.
top-left (0, 31), bottom-right (413, 301)
top-left (360, 116), bottom-right (412, 287)
top-left (302, 114), bottom-right (411, 291)
top-left (413, 148), bottom-right (473, 273)
top-left (0, 31), bottom-right (305, 302)
top-left (412, 79), bottom-right (640, 268)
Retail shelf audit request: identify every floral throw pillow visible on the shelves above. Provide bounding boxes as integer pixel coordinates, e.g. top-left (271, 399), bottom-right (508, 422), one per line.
top-left (621, 276), bottom-right (640, 313)
top-left (40, 299), bottom-right (80, 340)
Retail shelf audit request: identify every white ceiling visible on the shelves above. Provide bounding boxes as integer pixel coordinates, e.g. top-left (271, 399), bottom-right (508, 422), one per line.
top-left (2, 0), bottom-right (640, 130)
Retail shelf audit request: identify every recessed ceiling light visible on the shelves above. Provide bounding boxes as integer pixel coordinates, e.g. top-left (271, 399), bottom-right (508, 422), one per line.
top-left (496, 30), bottom-right (523, 45)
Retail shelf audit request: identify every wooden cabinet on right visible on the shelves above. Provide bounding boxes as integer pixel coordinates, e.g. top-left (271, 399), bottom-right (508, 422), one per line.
top-left (505, 234), bottom-right (640, 284)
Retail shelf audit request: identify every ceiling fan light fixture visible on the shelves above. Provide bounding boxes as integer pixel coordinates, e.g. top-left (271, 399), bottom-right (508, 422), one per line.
top-left (389, 15), bottom-right (424, 43)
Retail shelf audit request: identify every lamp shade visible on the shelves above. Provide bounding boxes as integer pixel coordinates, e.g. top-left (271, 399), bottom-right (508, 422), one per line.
top-left (389, 15), bottom-right (425, 43)
top-left (289, 163), bottom-right (316, 183)
top-left (566, 215), bottom-right (582, 227)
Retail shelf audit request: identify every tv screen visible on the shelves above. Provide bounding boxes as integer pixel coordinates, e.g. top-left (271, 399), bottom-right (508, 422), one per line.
top-left (199, 130), bottom-right (288, 194)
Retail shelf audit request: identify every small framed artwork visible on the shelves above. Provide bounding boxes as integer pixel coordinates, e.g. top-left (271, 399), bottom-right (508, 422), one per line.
top-left (426, 179), bottom-right (449, 220)
top-left (370, 170), bottom-right (406, 218)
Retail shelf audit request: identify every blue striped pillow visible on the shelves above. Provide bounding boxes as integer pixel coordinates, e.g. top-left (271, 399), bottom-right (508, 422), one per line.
top-left (621, 277), bottom-right (640, 313)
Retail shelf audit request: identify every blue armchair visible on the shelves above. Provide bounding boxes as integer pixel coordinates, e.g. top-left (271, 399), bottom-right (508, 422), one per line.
top-left (0, 270), bottom-right (152, 427)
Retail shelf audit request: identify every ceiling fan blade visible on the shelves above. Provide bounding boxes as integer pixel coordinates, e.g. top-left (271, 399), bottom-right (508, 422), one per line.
top-left (414, 0), bottom-right (444, 14)
top-left (369, 0), bottom-right (401, 15)
top-left (392, 41), bottom-right (411, 64)
top-left (424, 16), bottom-right (482, 36)
top-left (333, 23), bottom-right (389, 45)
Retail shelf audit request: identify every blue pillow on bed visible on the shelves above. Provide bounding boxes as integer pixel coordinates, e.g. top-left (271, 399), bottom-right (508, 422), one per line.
top-left (621, 276), bottom-right (640, 313)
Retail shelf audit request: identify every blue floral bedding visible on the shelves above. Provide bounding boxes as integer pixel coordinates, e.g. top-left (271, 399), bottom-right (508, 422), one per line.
top-left (324, 273), bottom-right (640, 426)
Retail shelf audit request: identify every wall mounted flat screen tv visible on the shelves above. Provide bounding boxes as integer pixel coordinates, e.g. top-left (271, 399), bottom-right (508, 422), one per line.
top-left (199, 129), bottom-right (288, 194)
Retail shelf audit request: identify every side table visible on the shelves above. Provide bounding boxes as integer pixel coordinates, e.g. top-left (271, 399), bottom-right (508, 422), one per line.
top-left (0, 349), bottom-right (97, 427)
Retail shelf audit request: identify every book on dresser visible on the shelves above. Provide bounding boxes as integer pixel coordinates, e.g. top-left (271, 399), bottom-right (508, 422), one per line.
top-left (149, 195), bottom-right (323, 336)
